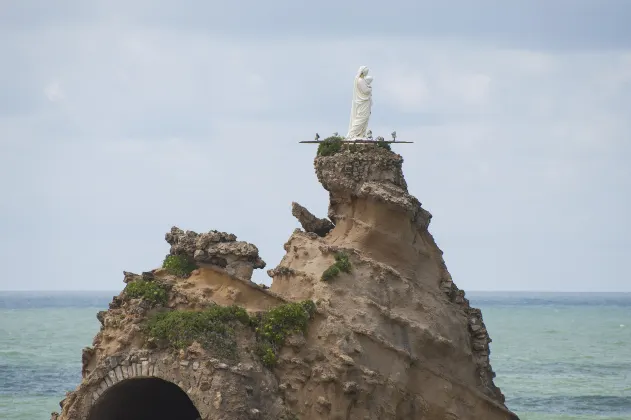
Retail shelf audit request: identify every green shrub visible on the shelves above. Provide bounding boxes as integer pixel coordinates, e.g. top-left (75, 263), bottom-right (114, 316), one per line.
top-left (257, 301), bottom-right (315, 345)
top-left (317, 136), bottom-right (344, 157)
top-left (256, 343), bottom-right (278, 367)
top-left (321, 252), bottom-right (352, 281)
top-left (299, 300), bottom-right (317, 316)
top-left (146, 305), bottom-right (250, 358)
top-left (254, 300), bottom-right (317, 367)
top-left (162, 254), bottom-right (197, 277)
top-left (334, 252), bottom-right (351, 273)
top-left (145, 300), bottom-right (316, 367)
top-left (376, 139), bottom-right (392, 151)
top-left (321, 265), bottom-right (340, 281)
top-left (124, 280), bottom-right (168, 306)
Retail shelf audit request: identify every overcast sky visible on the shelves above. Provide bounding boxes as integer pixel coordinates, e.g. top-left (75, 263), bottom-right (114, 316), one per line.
top-left (1, 0), bottom-right (630, 292)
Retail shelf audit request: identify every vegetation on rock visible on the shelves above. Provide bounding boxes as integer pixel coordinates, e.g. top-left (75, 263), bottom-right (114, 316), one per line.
top-left (317, 136), bottom-right (344, 156)
top-left (321, 265), bottom-right (340, 281)
top-left (376, 138), bottom-right (392, 151)
top-left (317, 135), bottom-right (394, 158)
top-left (124, 280), bottom-right (169, 306)
top-left (321, 252), bottom-right (352, 281)
top-left (162, 254), bottom-right (197, 277)
top-left (254, 300), bottom-right (317, 367)
top-left (145, 300), bottom-right (317, 366)
top-left (146, 304), bottom-right (250, 358)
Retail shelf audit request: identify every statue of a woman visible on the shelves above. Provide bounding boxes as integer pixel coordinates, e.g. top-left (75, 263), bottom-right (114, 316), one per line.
top-left (345, 66), bottom-right (373, 140)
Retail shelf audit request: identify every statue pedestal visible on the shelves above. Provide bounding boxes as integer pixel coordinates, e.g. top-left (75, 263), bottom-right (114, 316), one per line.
top-left (299, 139), bottom-right (413, 144)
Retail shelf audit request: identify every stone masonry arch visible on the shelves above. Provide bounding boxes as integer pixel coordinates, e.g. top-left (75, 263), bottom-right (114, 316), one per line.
top-left (90, 360), bottom-right (165, 405)
top-left (88, 377), bottom-right (200, 420)
top-left (69, 351), bottom-right (283, 420)
top-left (86, 361), bottom-right (204, 420)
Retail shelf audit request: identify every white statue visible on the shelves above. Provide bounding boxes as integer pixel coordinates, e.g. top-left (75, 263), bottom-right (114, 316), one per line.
top-left (345, 66), bottom-right (373, 140)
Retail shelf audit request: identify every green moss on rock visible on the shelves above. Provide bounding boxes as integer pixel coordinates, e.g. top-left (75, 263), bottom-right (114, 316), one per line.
top-left (124, 280), bottom-right (169, 306)
top-left (162, 254), bottom-right (197, 277)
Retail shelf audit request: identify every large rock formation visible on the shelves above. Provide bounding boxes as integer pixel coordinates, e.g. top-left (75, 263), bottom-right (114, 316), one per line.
top-left (267, 146), bottom-right (513, 419)
top-left (52, 144), bottom-right (519, 420)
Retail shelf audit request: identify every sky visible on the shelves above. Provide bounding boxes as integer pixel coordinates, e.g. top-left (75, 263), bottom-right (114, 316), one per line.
top-left (1, 0), bottom-right (630, 292)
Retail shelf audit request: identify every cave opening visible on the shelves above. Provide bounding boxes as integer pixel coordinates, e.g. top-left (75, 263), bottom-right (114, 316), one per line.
top-left (87, 377), bottom-right (201, 420)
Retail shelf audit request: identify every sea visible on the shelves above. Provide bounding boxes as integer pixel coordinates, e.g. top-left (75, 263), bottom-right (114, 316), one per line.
top-left (0, 291), bottom-right (630, 420)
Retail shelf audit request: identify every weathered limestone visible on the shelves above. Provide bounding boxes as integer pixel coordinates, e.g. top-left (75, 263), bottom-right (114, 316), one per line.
top-left (290, 202), bottom-right (334, 237)
top-left (314, 146), bottom-right (431, 230)
top-left (165, 226), bottom-right (266, 281)
top-left (439, 272), bottom-right (503, 401)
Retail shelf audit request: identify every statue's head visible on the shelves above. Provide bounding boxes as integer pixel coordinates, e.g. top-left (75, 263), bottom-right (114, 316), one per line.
top-left (357, 66), bottom-right (369, 78)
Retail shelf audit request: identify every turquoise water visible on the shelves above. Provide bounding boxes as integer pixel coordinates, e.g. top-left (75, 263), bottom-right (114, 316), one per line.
top-left (0, 292), bottom-right (630, 419)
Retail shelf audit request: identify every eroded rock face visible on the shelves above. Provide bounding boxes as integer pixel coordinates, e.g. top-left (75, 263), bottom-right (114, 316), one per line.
top-left (315, 147), bottom-right (431, 230)
top-left (165, 226), bottom-right (266, 281)
top-left (291, 202), bottom-right (334, 237)
top-left (267, 145), bottom-right (516, 419)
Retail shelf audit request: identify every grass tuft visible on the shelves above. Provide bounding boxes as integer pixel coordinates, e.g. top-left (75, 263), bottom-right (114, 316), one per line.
top-left (124, 280), bottom-right (169, 306)
top-left (321, 252), bottom-right (352, 281)
top-left (162, 254), bottom-right (197, 277)
top-left (254, 300), bottom-right (317, 367)
top-left (376, 138), bottom-right (392, 151)
top-left (146, 305), bottom-right (250, 358)
top-left (317, 136), bottom-right (344, 157)
top-left (145, 300), bottom-right (317, 366)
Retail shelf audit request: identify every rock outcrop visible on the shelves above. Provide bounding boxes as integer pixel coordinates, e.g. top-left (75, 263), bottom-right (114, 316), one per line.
top-left (291, 202), bottom-right (334, 237)
top-left (52, 144), bottom-right (519, 420)
top-left (165, 226), bottom-right (266, 281)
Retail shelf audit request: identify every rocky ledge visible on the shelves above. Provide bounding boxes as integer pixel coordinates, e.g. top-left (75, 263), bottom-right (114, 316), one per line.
top-left (315, 146), bottom-right (432, 229)
top-left (165, 226), bottom-right (266, 281)
top-left (290, 202), bottom-right (334, 237)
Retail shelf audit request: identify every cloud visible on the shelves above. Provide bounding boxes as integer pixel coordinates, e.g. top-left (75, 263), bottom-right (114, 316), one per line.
top-left (0, 5), bottom-right (630, 292)
top-left (381, 68), bottom-right (430, 112)
top-left (44, 81), bottom-right (65, 102)
top-left (4, 1), bottom-right (631, 50)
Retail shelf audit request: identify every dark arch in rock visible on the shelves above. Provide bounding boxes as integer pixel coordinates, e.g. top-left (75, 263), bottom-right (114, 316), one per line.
top-left (87, 377), bottom-right (201, 420)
